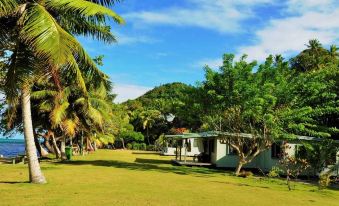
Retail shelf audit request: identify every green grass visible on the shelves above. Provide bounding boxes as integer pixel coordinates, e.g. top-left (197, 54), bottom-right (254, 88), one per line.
top-left (0, 150), bottom-right (338, 206)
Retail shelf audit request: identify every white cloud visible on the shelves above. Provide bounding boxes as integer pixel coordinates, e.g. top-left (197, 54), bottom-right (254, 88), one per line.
top-left (237, 8), bottom-right (339, 61)
top-left (116, 33), bottom-right (159, 45)
top-left (124, 0), bottom-right (273, 33)
top-left (196, 58), bottom-right (223, 69)
top-left (286, 0), bottom-right (335, 13)
top-left (113, 84), bottom-right (153, 103)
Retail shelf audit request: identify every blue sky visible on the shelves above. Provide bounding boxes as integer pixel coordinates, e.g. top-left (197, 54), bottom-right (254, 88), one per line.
top-left (80, 0), bottom-right (339, 103)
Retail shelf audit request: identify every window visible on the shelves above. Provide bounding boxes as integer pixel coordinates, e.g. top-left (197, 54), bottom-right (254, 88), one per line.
top-left (185, 139), bottom-right (191, 152)
top-left (271, 143), bottom-right (282, 159)
top-left (209, 139), bottom-right (215, 153)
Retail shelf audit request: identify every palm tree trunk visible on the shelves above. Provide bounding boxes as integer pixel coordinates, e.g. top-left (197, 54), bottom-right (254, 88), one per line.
top-left (33, 130), bottom-right (49, 158)
top-left (21, 87), bottom-right (46, 184)
top-left (34, 135), bottom-right (49, 158)
top-left (33, 135), bottom-right (42, 157)
top-left (60, 137), bottom-right (67, 161)
top-left (121, 138), bottom-right (125, 149)
top-left (147, 127), bottom-right (150, 145)
top-left (43, 135), bottom-right (55, 154)
top-left (49, 130), bottom-right (61, 159)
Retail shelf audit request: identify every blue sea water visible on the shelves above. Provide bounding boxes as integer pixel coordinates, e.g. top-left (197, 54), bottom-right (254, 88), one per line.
top-left (0, 139), bottom-right (25, 157)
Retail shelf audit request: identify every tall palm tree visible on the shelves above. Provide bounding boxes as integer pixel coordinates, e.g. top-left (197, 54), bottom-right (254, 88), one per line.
top-left (328, 45), bottom-right (339, 59)
top-left (139, 110), bottom-right (161, 145)
top-left (0, 0), bottom-right (124, 183)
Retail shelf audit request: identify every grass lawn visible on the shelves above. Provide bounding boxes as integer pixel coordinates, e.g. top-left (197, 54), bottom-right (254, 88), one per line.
top-left (0, 150), bottom-right (338, 206)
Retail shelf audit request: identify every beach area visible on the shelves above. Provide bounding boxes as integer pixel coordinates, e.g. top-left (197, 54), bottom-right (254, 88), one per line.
top-left (0, 139), bottom-right (25, 157)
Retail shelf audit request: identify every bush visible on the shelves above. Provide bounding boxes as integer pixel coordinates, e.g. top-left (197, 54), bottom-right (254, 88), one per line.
top-left (139, 143), bottom-right (147, 151)
top-left (120, 131), bottom-right (144, 142)
top-left (318, 173), bottom-right (331, 190)
top-left (132, 142), bottom-right (138, 150)
top-left (268, 166), bottom-right (283, 178)
top-left (126, 143), bottom-right (132, 150)
top-left (146, 145), bottom-right (156, 151)
top-left (238, 170), bottom-right (253, 178)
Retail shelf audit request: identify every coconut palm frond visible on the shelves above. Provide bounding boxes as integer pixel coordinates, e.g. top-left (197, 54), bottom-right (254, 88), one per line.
top-left (88, 106), bottom-right (104, 127)
top-left (20, 4), bottom-right (78, 66)
top-left (0, 0), bottom-right (17, 16)
top-left (74, 46), bottom-right (110, 89)
top-left (50, 101), bottom-right (70, 127)
top-left (62, 117), bottom-right (79, 137)
top-left (46, 0), bottom-right (125, 24)
top-left (59, 15), bottom-right (117, 43)
top-left (31, 90), bottom-right (58, 100)
top-left (65, 56), bottom-right (87, 94)
top-left (87, 0), bottom-right (122, 7)
top-left (5, 43), bottom-right (36, 106)
top-left (74, 97), bottom-right (86, 106)
top-left (89, 97), bottom-right (111, 112)
top-left (39, 100), bottom-right (54, 112)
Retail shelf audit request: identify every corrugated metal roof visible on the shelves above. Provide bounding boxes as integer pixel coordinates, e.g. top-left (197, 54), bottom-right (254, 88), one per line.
top-left (164, 131), bottom-right (339, 143)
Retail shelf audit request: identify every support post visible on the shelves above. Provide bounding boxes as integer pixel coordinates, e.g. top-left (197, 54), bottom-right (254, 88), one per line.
top-left (175, 143), bottom-right (178, 160)
top-left (184, 139), bottom-right (187, 163)
top-left (179, 140), bottom-right (182, 161)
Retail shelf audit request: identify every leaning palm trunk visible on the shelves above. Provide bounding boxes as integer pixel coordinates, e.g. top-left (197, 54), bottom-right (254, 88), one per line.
top-left (34, 136), bottom-right (49, 157)
top-left (21, 87), bottom-right (46, 184)
top-left (49, 130), bottom-right (61, 159)
top-left (60, 138), bottom-right (67, 160)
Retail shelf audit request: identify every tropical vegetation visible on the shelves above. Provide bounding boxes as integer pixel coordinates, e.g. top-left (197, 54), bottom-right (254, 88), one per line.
top-left (0, 0), bottom-right (337, 195)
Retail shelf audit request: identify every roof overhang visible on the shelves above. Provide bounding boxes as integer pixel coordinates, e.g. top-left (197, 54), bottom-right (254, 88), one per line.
top-left (164, 131), bottom-right (339, 144)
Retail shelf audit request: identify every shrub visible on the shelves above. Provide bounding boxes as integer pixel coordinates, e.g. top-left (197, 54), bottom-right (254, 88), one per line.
top-left (139, 143), bottom-right (147, 151)
top-left (268, 166), bottom-right (283, 178)
top-left (120, 131), bottom-right (144, 142)
top-left (318, 173), bottom-right (331, 190)
top-left (126, 143), bottom-right (132, 150)
top-left (132, 142), bottom-right (140, 150)
top-left (238, 170), bottom-right (253, 178)
top-left (146, 145), bottom-right (156, 151)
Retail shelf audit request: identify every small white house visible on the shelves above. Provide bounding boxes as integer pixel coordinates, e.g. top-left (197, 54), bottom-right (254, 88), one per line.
top-left (165, 132), bottom-right (339, 175)
top-left (161, 134), bottom-right (204, 157)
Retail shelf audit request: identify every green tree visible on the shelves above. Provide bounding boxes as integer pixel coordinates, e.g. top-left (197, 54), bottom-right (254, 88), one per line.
top-left (138, 109), bottom-right (162, 145)
top-left (201, 54), bottom-right (289, 175)
top-left (290, 39), bottom-right (337, 72)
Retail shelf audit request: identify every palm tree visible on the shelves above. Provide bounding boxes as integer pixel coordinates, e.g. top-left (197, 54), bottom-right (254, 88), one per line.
top-left (328, 45), bottom-right (339, 61)
top-left (0, 0), bottom-right (124, 184)
top-left (139, 110), bottom-right (161, 145)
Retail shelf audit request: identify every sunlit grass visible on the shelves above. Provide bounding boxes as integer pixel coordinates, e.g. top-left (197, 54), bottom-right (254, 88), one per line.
top-left (0, 150), bottom-right (338, 206)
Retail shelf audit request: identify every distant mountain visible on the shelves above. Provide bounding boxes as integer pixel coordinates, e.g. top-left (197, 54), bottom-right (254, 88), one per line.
top-left (136, 82), bottom-right (194, 106)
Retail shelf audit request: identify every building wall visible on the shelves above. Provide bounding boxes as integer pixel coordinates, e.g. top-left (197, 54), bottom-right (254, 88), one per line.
top-left (161, 138), bottom-right (203, 156)
top-left (212, 138), bottom-right (297, 172)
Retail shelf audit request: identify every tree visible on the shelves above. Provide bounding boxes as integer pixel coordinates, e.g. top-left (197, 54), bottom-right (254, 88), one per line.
top-left (296, 140), bottom-right (338, 176)
top-left (0, 0), bottom-right (124, 183)
top-left (290, 39), bottom-right (337, 72)
top-left (138, 109), bottom-right (162, 145)
top-left (201, 54), bottom-right (293, 175)
top-left (279, 142), bottom-right (310, 191)
top-left (119, 130), bottom-right (144, 149)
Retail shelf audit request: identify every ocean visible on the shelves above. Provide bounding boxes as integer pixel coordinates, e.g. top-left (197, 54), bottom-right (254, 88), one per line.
top-left (0, 139), bottom-right (26, 157)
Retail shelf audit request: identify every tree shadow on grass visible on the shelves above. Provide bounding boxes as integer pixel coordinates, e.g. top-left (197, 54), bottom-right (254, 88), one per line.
top-left (57, 158), bottom-right (224, 177)
top-left (0, 181), bottom-right (29, 184)
top-left (134, 158), bottom-right (171, 164)
top-left (131, 152), bottom-right (160, 155)
top-left (210, 180), bottom-right (270, 189)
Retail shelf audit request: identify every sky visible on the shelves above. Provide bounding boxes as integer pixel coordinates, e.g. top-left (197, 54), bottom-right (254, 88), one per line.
top-left (79, 0), bottom-right (339, 103)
